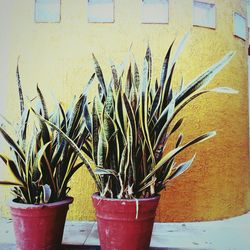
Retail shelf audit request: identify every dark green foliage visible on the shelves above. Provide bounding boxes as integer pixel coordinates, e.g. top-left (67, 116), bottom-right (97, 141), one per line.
top-left (34, 34), bottom-right (238, 200)
top-left (0, 67), bottom-right (93, 204)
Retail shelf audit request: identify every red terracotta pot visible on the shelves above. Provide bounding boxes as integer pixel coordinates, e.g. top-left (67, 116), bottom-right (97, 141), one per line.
top-left (92, 193), bottom-right (160, 250)
top-left (9, 197), bottom-right (73, 250)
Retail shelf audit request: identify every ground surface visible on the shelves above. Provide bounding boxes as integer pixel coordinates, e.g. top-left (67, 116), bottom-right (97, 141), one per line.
top-left (0, 212), bottom-right (249, 249)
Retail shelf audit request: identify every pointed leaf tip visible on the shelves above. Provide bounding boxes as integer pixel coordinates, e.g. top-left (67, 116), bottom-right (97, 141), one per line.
top-left (211, 87), bottom-right (239, 94)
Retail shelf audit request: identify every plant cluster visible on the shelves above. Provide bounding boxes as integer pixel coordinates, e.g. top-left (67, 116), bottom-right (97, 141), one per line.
top-left (0, 66), bottom-right (93, 204)
top-left (0, 34), bottom-right (237, 203)
top-left (37, 34), bottom-right (237, 199)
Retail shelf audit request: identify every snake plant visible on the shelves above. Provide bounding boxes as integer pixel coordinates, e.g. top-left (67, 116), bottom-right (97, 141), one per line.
top-left (37, 34), bottom-right (238, 199)
top-left (0, 65), bottom-right (92, 204)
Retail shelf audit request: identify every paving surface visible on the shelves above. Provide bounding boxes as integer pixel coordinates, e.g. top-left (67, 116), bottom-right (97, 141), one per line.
top-left (0, 212), bottom-right (250, 250)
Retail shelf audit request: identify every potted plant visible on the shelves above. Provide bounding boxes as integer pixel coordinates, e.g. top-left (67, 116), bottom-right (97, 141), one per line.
top-left (0, 66), bottom-right (94, 250)
top-left (37, 34), bottom-right (238, 250)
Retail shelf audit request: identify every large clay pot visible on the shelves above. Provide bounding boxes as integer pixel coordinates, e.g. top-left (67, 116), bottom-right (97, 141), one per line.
top-left (9, 197), bottom-right (73, 250)
top-left (92, 193), bottom-right (160, 250)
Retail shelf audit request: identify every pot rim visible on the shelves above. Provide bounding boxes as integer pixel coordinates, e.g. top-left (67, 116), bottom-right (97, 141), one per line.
top-left (92, 192), bottom-right (160, 202)
top-left (9, 196), bottom-right (73, 209)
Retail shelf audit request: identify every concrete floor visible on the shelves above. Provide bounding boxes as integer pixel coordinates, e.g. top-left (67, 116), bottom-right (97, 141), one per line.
top-left (0, 212), bottom-right (250, 250)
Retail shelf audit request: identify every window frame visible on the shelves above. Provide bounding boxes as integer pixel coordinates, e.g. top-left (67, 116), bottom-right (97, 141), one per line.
top-left (141, 0), bottom-right (169, 24)
top-left (34, 0), bottom-right (61, 23)
top-left (233, 12), bottom-right (247, 41)
top-left (87, 0), bottom-right (114, 23)
top-left (193, 0), bottom-right (216, 29)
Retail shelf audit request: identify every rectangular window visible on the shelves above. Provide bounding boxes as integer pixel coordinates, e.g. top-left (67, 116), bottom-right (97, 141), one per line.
top-left (193, 1), bottom-right (215, 29)
top-left (234, 12), bottom-right (247, 40)
top-left (35, 0), bottom-right (61, 23)
top-left (88, 0), bottom-right (114, 23)
top-left (141, 0), bottom-right (169, 24)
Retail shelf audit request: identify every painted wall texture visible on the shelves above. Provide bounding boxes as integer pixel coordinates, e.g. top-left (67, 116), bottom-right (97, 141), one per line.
top-left (0, 0), bottom-right (249, 222)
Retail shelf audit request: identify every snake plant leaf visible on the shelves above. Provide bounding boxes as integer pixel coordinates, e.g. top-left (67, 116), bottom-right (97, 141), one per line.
top-left (164, 87), bottom-right (237, 132)
top-left (176, 133), bottom-right (183, 148)
top-left (59, 103), bottom-right (67, 132)
top-left (176, 51), bottom-right (235, 106)
top-left (165, 90), bottom-right (217, 137)
top-left (125, 64), bottom-right (133, 98)
top-left (119, 144), bottom-right (128, 175)
top-left (67, 95), bottom-right (84, 137)
top-left (134, 62), bottom-right (140, 90)
top-left (170, 32), bottom-right (190, 72)
top-left (123, 94), bottom-right (137, 149)
top-left (49, 106), bottom-right (61, 132)
top-left (210, 87), bottom-right (239, 94)
top-left (20, 108), bottom-right (30, 143)
top-left (40, 154), bottom-right (57, 196)
top-left (155, 89), bottom-right (211, 151)
top-left (76, 127), bottom-right (91, 151)
top-left (145, 46), bottom-right (152, 85)
top-left (115, 89), bottom-right (126, 140)
top-left (108, 138), bottom-right (118, 172)
top-left (95, 167), bottom-right (118, 176)
top-left (32, 109), bottom-right (100, 190)
top-left (129, 80), bottom-right (138, 112)
top-left (159, 157), bottom-right (175, 182)
top-left (160, 40), bottom-right (174, 87)
top-left (32, 142), bottom-right (51, 183)
top-left (92, 97), bottom-right (100, 165)
top-left (50, 144), bottom-right (63, 170)
top-left (92, 53), bottom-right (107, 98)
top-left (83, 103), bottom-right (92, 134)
top-left (0, 180), bottom-right (22, 186)
top-left (167, 154), bottom-right (196, 181)
top-left (140, 131), bottom-right (216, 186)
top-left (169, 118), bottom-right (184, 135)
top-left (153, 95), bottom-right (175, 135)
top-left (16, 62), bottom-right (24, 116)
top-left (155, 79), bottom-right (159, 93)
top-left (97, 128), bottom-right (109, 168)
top-left (82, 73), bottom-right (96, 98)
top-left (160, 63), bottom-right (175, 112)
top-left (179, 76), bottom-right (185, 92)
top-left (95, 94), bottom-right (104, 120)
top-left (139, 58), bottom-right (155, 165)
top-left (111, 63), bottom-right (119, 93)
top-left (25, 131), bottom-right (36, 170)
top-left (170, 87), bottom-right (238, 135)
top-left (104, 85), bottom-right (114, 117)
top-left (58, 161), bottom-right (84, 198)
top-left (103, 112), bottom-right (116, 142)
top-left (37, 84), bottom-right (49, 120)
top-left (124, 126), bottom-right (132, 183)
top-left (0, 127), bottom-right (25, 163)
top-left (149, 86), bottom-right (162, 122)
top-left (65, 96), bottom-right (77, 121)
top-left (154, 98), bottom-right (175, 155)
top-left (0, 154), bottom-right (25, 185)
top-left (42, 184), bottom-right (51, 203)
top-left (138, 175), bottom-right (158, 193)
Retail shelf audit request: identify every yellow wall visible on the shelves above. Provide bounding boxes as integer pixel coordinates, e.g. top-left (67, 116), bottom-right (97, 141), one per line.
top-left (0, 0), bottom-right (249, 221)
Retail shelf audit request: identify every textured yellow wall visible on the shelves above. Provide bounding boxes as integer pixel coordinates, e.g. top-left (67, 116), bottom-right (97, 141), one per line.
top-left (0, 0), bottom-right (249, 221)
